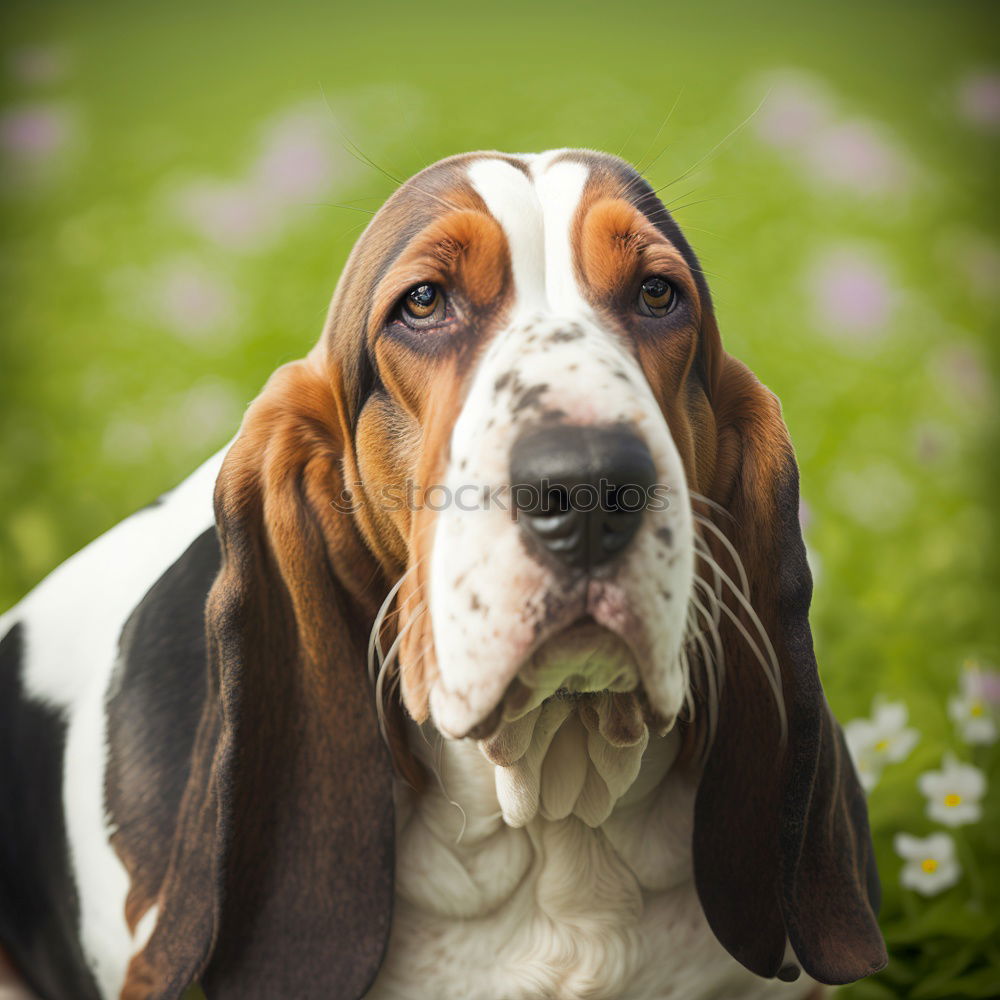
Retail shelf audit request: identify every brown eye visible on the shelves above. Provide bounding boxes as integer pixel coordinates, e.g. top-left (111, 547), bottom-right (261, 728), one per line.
top-left (401, 283), bottom-right (444, 325)
top-left (638, 276), bottom-right (674, 317)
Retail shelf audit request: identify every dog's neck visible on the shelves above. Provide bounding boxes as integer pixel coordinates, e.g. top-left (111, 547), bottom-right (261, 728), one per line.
top-left (395, 704), bottom-right (696, 921)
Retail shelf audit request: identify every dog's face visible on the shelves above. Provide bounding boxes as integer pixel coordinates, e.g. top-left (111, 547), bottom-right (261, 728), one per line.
top-left (331, 149), bottom-right (721, 749)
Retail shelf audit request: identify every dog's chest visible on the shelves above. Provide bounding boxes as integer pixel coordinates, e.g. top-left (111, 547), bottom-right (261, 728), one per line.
top-left (366, 731), bottom-right (814, 1000)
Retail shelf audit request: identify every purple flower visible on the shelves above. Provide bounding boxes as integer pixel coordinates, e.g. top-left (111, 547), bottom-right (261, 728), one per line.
top-left (755, 75), bottom-right (833, 149)
top-left (933, 343), bottom-right (992, 407)
top-left (940, 229), bottom-right (1000, 301)
top-left (831, 460), bottom-right (914, 530)
top-left (956, 71), bottom-right (1000, 133)
top-left (962, 660), bottom-right (1000, 706)
top-left (169, 102), bottom-right (353, 251)
top-left (913, 421), bottom-right (957, 465)
top-left (169, 380), bottom-right (243, 447)
top-left (252, 106), bottom-right (339, 205)
top-left (751, 71), bottom-right (915, 198)
top-left (0, 103), bottom-right (77, 162)
top-left (8, 46), bottom-right (70, 86)
top-left (808, 247), bottom-right (897, 339)
top-left (802, 118), bottom-right (912, 196)
top-left (153, 258), bottom-right (240, 338)
top-left (950, 661), bottom-right (999, 746)
top-left (172, 179), bottom-right (278, 252)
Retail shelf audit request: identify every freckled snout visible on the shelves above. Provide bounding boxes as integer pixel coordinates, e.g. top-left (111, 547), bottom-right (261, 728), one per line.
top-left (510, 426), bottom-right (656, 571)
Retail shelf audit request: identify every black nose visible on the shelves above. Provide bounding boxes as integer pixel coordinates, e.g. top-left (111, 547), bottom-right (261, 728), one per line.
top-left (509, 426), bottom-right (656, 571)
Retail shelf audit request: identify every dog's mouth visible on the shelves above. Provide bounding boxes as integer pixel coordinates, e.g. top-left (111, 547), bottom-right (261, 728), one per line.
top-left (473, 616), bottom-right (669, 827)
top-left (467, 615), bottom-right (670, 744)
top-left (428, 558), bottom-right (692, 743)
top-left (500, 616), bottom-right (639, 717)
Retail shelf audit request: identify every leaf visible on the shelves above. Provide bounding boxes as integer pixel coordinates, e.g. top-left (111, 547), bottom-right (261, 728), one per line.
top-left (876, 955), bottom-right (921, 988)
top-left (909, 944), bottom-right (978, 998)
top-left (883, 897), bottom-right (997, 946)
top-left (943, 965), bottom-right (1000, 998)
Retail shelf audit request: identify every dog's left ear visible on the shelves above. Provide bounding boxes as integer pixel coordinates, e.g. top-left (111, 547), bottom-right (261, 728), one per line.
top-left (691, 348), bottom-right (887, 985)
top-left (122, 358), bottom-right (395, 999)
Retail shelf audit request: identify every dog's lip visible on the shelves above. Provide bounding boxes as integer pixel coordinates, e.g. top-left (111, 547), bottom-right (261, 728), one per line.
top-left (585, 580), bottom-right (652, 673)
top-left (469, 615), bottom-right (641, 740)
top-left (463, 617), bottom-right (616, 742)
top-left (432, 581), bottom-right (655, 741)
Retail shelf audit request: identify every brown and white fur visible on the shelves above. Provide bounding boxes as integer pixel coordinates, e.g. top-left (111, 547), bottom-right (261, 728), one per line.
top-left (0, 149), bottom-right (886, 1000)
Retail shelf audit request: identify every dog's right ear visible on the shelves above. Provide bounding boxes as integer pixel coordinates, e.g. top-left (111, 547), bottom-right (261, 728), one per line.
top-left (122, 358), bottom-right (396, 1000)
top-left (691, 353), bottom-right (886, 985)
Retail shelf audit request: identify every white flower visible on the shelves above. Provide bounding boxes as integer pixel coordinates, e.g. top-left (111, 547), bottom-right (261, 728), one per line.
top-left (844, 699), bottom-right (919, 791)
top-left (918, 754), bottom-right (986, 827)
top-left (948, 660), bottom-right (999, 745)
top-left (894, 832), bottom-right (961, 896)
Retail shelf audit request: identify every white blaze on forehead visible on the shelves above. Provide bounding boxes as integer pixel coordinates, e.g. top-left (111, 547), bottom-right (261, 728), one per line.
top-left (467, 154), bottom-right (590, 316)
top-left (427, 152), bottom-right (694, 740)
top-left (531, 157), bottom-right (591, 314)
top-left (466, 159), bottom-right (545, 308)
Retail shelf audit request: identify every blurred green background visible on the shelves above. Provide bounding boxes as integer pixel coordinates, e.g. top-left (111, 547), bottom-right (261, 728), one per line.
top-left (1, 0), bottom-right (998, 995)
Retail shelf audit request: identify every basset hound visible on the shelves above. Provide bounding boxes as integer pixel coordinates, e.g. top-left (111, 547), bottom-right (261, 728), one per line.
top-left (0, 149), bottom-right (888, 1000)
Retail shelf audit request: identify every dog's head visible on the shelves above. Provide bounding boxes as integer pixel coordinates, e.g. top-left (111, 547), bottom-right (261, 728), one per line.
top-left (127, 150), bottom-right (886, 999)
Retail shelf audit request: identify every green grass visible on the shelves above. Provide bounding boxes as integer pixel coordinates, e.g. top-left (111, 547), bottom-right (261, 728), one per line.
top-left (1, 1), bottom-right (998, 995)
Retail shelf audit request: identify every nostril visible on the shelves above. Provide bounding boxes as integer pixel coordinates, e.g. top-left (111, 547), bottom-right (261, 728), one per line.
top-left (601, 518), bottom-right (638, 556)
top-left (539, 484), bottom-right (570, 516)
top-left (527, 512), bottom-right (576, 537)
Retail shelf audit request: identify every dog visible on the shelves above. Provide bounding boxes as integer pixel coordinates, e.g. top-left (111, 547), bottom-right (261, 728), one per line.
top-left (0, 149), bottom-right (887, 999)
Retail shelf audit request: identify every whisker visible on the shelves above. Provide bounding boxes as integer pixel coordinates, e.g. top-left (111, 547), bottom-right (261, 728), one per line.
top-left (652, 95), bottom-right (768, 197)
top-left (367, 563), bottom-right (419, 686)
top-left (692, 511), bottom-right (751, 601)
top-left (679, 645), bottom-right (694, 724)
top-left (668, 196), bottom-right (728, 215)
top-left (693, 536), bottom-right (724, 623)
top-left (634, 88), bottom-right (684, 174)
top-left (417, 724), bottom-right (470, 845)
top-left (695, 540), bottom-right (777, 676)
top-left (374, 601), bottom-right (426, 746)
top-left (692, 622), bottom-right (720, 747)
top-left (312, 201), bottom-right (377, 216)
top-left (687, 586), bottom-right (724, 678)
top-left (689, 490), bottom-right (736, 523)
top-left (692, 570), bottom-right (786, 745)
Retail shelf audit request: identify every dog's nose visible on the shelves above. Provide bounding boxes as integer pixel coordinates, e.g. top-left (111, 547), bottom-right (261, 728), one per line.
top-left (510, 426), bottom-right (656, 571)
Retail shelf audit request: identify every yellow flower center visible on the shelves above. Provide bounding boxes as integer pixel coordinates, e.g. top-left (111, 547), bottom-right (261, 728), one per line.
top-left (874, 739), bottom-right (890, 752)
top-left (944, 793), bottom-right (962, 808)
top-left (921, 858), bottom-right (938, 874)
top-left (970, 701), bottom-right (984, 717)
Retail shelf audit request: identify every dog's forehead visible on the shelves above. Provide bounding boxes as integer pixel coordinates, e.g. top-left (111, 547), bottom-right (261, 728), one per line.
top-left (367, 149), bottom-right (703, 301)
top-left (388, 148), bottom-right (643, 234)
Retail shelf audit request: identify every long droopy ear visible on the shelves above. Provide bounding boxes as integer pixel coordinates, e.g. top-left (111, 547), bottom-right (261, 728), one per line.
top-left (122, 358), bottom-right (395, 999)
top-left (692, 353), bottom-right (887, 985)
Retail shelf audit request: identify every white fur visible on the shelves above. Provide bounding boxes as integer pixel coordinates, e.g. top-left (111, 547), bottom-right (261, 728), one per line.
top-left (367, 725), bottom-right (816, 1000)
top-left (428, 155), bottom-right (693, 739)
top-left (0, 449), bottom-right (224, 997)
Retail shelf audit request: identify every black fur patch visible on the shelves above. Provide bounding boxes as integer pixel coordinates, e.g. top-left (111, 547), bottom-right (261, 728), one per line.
top-left (0, 623), bottom-right (101, 1000)
top-left (105, 527), bottom-right (221, 918)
